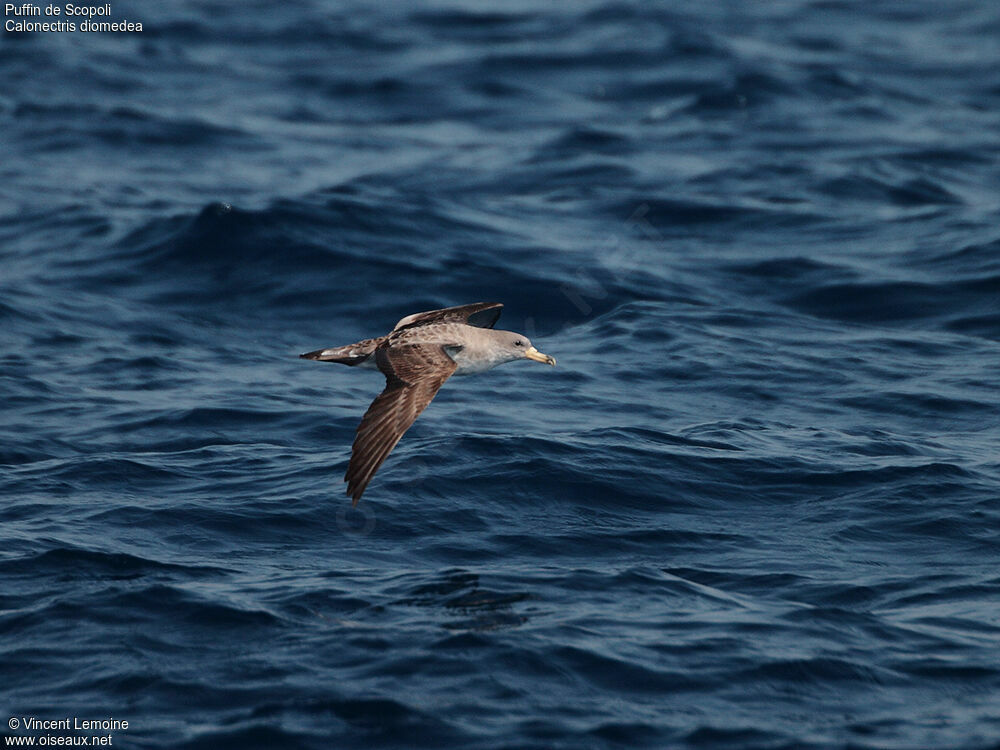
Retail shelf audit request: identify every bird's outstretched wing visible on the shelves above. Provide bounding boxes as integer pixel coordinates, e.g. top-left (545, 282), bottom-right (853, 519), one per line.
top-left (392, 302), bottom-right (502, 332)
top-left (344, 343), bottom-right (458, 504)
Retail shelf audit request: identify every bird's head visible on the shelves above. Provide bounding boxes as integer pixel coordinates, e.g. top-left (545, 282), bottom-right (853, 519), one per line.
top-left (498, 331), bottom-right (556, 366)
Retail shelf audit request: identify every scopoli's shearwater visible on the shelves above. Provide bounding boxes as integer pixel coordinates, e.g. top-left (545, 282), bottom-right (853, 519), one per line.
top-left (301, 303), bottom-right (555, 504)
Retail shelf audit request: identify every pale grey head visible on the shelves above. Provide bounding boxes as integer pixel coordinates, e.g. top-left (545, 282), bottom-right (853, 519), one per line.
top-left (449, 328), bottom-right (556, 374)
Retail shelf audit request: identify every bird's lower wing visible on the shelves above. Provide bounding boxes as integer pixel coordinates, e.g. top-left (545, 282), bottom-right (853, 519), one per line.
top-left (344, 344), bottom-right (457, 504)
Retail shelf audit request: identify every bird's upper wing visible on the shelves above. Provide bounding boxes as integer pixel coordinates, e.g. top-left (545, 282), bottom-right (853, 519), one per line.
top-left (344, 343), bottom-right (458, 504)
top-left (392, 302), bottom-right (502, 332)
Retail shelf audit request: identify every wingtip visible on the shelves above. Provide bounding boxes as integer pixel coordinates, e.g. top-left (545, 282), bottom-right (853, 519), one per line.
top-left (345, 474), bottom-right (364, 506)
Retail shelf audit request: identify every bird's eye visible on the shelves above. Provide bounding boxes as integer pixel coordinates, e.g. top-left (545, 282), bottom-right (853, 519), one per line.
top-left (515, 340), bottom-right (523, 347)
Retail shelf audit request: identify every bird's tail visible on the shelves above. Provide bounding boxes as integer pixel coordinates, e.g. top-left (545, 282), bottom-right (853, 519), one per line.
top-left (299, 336), bottom-right (385, 366)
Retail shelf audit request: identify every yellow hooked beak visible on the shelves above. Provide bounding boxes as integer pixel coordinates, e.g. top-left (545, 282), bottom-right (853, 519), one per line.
top-left (525, 346), bottom-right (556, 366)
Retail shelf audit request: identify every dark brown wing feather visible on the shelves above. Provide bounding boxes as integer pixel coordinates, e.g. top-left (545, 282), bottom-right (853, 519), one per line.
top-left (392, 302), bottom-right (502, 332)
top-left (344, 343), bottom-right (457, 504)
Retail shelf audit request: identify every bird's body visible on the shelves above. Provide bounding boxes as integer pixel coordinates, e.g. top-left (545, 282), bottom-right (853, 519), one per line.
top-left (300, 303), bottom-right (555, 504)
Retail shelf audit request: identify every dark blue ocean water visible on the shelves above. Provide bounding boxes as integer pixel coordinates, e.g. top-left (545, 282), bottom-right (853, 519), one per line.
top-left (2, 1), bottom-right (1000, 748)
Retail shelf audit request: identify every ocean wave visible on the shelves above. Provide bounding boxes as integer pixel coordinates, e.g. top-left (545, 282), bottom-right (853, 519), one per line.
top-left (3, 1), bottom-right (1000, 747)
